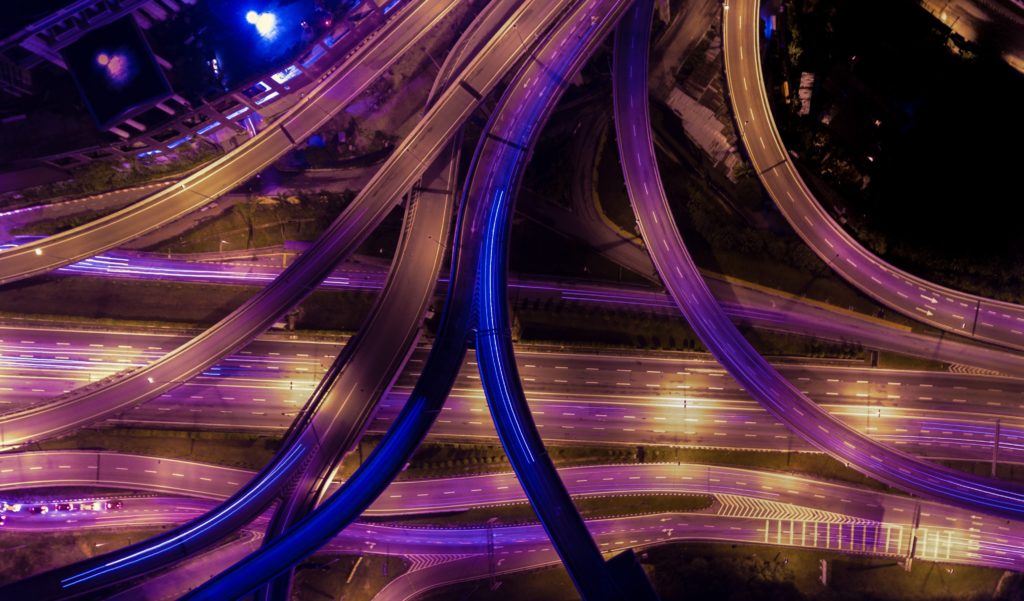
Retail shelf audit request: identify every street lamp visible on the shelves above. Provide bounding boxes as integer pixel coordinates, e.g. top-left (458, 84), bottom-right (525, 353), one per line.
top-left (32, 247), bottom-right (75, 263)
top-left (146, 376), bottom-right (191, 386)
top-left (246, 10), bottom-right (279, 40)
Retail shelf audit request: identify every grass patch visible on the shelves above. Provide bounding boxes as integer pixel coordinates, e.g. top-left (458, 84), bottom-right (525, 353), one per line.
top-left (368, 494), bottom-right (713, 527)
top-left (0, 275), bottom-right (378, 331)
top-left (936, 460), bottom-right (1024, 485)
top-left (12, 207), bottom-right (123, 236)
top-left (421, 562), bottom-right (578, 601)
top-left (593, 119), bottom-right (639, 238)
top-left (875, 352), bottom-right (949, 371)
top-left (424, 541), bottom-right (1019, 601)
top-left (648, 448), bottom-right (1024, 493)
top-left (739, 327), bottom-right (866, 361)
top-left (0, 312), bottom-right (204, 333)
top-left (7, 146), bottom-right (221, 212)
top-left (510, 217), bottom-right (649, 286)
top-left (515, 299), bottom-right (883, 359)
top-left (514, 302), bottom-right (706, 352)
top-left (645, 542), bottom-right (1016, 601)
top-left (37, 428), bottom-right (281, 471)
top-left (362, 439), bottom-right (896, 493)
top-left (391, 439), bottom-right (642, 480)
top-left (590, 125), bottom-right (641, 239)
top-left (0, 276), bottom-right (254, 326)
top-left (292, 554), bottom-right (409, 601)
top-left (0, 528), bottom-right (168, 586)
top-left (149, 190), bottom-right (355, 254)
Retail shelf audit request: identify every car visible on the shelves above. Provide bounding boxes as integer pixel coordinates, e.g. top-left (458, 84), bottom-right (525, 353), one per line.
top-left (56, 503), bottom-right (73, 511)
top-left (28, 505), bottom-right (48, 515)
top-left (106, 500), bottom-right (124, 510)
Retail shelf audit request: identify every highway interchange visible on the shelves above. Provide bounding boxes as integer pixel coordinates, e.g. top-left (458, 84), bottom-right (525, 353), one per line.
top-left (614, 0), bottom-right (1024, 523)
top-left (3, 0), bottom-right (586, 596)
top-left (1, 0), bottom-right (1022, 599)
top-left (4, 326), bottom-right (1024, 462)
top-left (6, 243), bottom-right (1023, 375)
top-left (3, 457), bottom-right (1024, 594)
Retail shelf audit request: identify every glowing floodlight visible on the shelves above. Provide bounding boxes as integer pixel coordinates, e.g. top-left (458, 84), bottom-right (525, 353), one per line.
top-left (246, 10), bottom-right (279, 40)
top-left (95, 50), bottom-right (131, 85)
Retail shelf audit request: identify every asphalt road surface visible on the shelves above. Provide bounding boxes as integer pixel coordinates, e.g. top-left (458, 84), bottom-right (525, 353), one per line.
top-left (3, 327), bottom-right (1023, 462)
top-left (3, 462), bottom-right (1021, 574)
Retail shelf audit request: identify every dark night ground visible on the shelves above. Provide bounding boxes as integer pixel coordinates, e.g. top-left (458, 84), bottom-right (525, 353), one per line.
top-left (423, 542), bottom-right (1022, 601)
top-left (774, 0), bottom-right (1024, 300)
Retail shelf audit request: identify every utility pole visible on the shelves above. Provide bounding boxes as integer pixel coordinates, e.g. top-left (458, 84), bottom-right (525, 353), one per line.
top-left (487, 517), bottom-right (500, 590)
top-left (786, 432), bottom-right (793, 466)
top-left (682, 396), bottom-right (688, 444)
top-left (904, 503), bottom-right (921, 572)
top-left (992, 419), bottom-right (1001, 478)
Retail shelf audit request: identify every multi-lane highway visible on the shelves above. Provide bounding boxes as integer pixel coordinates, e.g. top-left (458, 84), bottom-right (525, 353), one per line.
top-left (613, 0), bottom-right (1024, 522)
top-left (4, 460), bottom-right (1023, 576)
top-left (6, 239), bottom-right (1022, 376)
top-left (4, 325), bottom-right (1024, 462)
top-left (722, 0), bottom-right (1024, 351)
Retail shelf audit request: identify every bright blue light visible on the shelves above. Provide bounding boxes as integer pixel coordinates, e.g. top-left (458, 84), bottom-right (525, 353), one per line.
top-left (196, 121), bottom-right (222, 136)
top-left (246, 10), bottom-right (279, 40)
